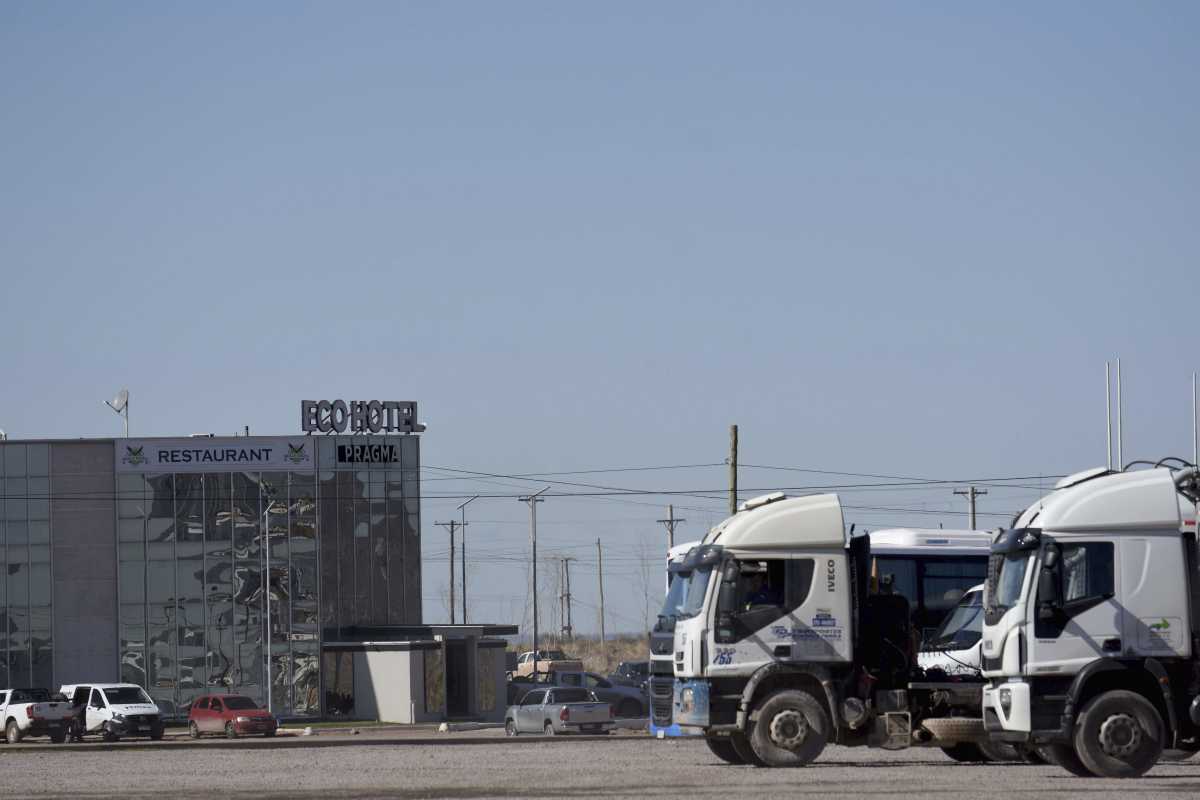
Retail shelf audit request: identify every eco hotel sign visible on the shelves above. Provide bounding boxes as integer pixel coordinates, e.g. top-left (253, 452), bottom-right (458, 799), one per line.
top-left (300, 400), bottom-right (421, 434)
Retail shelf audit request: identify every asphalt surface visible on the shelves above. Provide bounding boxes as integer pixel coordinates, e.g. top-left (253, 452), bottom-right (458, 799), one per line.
top-left (2, 729), bottom-right (1198, 799)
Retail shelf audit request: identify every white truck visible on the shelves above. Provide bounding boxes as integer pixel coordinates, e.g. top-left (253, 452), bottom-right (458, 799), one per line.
top-left (980, 464), bottom-right (1200, 778)
top-left (649, 540), bottom-right (702, 733)
top-left (671, 493), bottom-right (995, 766)
top-left (1, 688), bottom-right (74, 743)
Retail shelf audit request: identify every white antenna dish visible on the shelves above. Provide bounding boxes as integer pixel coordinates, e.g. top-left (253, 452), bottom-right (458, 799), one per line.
top-left (104, 388), bottom-right (130, 437)
top-left (108, 389), bottom-right (129, 413)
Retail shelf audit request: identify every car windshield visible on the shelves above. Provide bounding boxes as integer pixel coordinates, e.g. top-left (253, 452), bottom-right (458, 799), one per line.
top-left (552, 688), bottom-right (593, 703)
top-left (926, 589), bottom-right (983, 651)
top-left (986, 553), bottom-right (1031, 622)
top-left (223, 696), bottom-right (258, 710)
top-left (105, 687), bottom-right (153, 705)
top-left (676, 565), bottom-right (714, 619)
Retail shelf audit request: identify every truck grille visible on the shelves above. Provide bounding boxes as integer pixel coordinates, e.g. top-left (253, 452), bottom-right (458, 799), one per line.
top-left (649, 677), bottom-right (674, 726)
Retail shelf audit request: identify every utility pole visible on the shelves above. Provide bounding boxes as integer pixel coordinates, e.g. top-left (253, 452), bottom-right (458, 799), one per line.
top-left (434, 520), bottom-right (459, 623)
top-left (519, 487), bottom-right (550, 677)
top-left (559, 557), bottom-right (576, 640)
top-left (657, 504), bottom-right (685, 550)
top-left (596, 538), bottom-right (606, 645)
top-left (729, 424), bottom-right (739, 516)
top-left (456, 495), bottom-right (479, 624)
top-left (954, 487), bottom-right (988, 530)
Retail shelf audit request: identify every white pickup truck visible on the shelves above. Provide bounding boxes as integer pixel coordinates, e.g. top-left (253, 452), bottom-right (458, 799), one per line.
top-left (1, 688), bottom-right (74, 743)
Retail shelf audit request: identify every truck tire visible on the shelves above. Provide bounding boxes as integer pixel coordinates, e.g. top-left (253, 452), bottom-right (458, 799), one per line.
top-left (505, 719), bottom-right (518, 737)
top-left (189, 721), bottom-right (201, 739)
top-left (225, 721), bottom-right (238, 739)
top-left (543, 721), bottom-right (556, 737)
top-left (940, 743), bottom-right (986, 762)
top-left (730, 731), bottom-right (764, 766)
top-left (748, 689), bottom-right (829, 767)
top-left (101, 724), bottom-right (119, 743)
top-left (1073, 690), bottom-right (1164, 778)
top-left (6, 720), bottom-right (23, 744)
top-left (705, 736), bottom-right (744, 765)
top-left (50, 731), bottom-right (67, 744)
top-left (1044, 744), bottom-right (1095, 777)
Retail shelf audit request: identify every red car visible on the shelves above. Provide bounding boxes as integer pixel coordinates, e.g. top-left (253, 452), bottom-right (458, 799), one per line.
top-left (188, 694), bottom-right (278, 738)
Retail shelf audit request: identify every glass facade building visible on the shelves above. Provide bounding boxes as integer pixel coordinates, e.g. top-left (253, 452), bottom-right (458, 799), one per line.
top-left (0, 435), bottom-right (421, 719)
top-left (0, 443), bottom-right (54, 690)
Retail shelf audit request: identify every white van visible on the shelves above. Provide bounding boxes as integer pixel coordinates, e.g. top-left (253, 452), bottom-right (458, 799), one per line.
top-left (59, 684), bottom-right (163, 741)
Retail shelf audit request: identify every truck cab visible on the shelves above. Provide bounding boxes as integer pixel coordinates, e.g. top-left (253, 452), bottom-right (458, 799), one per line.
top-left (980, 465), bottom-right (1200, 778)
top-left (649, 540), bottom-right (701, 733)
top-left (672, 493), bottom-right (933, 767)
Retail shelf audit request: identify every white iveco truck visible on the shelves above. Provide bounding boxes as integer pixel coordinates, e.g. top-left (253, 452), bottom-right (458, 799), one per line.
top-left (671, 492), bottom-right (993, 766)
top-left (980, 463), bottom-right (1200, 778)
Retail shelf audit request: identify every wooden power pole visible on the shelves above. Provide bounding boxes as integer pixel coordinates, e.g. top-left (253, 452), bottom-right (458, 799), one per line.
top-left (596, 538), bottom-right (606, 645)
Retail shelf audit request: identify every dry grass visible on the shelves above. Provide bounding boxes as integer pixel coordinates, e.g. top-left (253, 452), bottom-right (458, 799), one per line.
top-left (510, 634), bottom-right (648, 674)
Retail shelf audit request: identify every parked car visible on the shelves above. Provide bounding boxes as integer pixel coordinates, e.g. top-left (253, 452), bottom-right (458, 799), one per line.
top-left (188, 694), bottom-right (277, 738)
top-left (505, 687), bottom-right (613, 736)
top-left (60, 683), bottom-right (163, 741)
top-left (509, 670), bottom-right (646, 718)
top-left (0, 688), bottom-right (74, 743)
top-left (607, 661), bottom-right (650, 690)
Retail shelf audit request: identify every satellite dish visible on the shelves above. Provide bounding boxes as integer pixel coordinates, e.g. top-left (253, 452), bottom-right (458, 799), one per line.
top-left (107, 389), bottom-right (129, 413)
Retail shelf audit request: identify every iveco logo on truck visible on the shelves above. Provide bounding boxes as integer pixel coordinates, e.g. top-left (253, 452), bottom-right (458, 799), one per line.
top-left (827, 559), bottom-right (836, 591)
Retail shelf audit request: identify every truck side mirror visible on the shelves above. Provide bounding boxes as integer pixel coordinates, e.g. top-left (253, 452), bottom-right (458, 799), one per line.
top-left (1037, 568), bottom-right (1061, 620)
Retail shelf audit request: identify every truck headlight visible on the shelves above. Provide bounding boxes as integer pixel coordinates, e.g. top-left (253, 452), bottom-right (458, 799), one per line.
top-left (679, 687), bottom-right (695, 714)
top-left (999, 688), bottom-right (1012, 714)
top-left (236, 716), bottom-right (250, 723)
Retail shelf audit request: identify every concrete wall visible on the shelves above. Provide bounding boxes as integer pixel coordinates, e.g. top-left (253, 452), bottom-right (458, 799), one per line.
top-left (353, 650), bottom-right (418, 723)
top-left (51, 441), bottom-right (118, 685)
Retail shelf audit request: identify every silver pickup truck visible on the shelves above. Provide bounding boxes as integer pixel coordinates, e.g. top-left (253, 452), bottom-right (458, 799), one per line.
top-left (505, 687), bottom-right (614, 736)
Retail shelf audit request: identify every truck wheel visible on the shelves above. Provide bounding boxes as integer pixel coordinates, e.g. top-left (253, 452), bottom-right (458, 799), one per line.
top-left (748, 689), bottom-right (829, 767)
top-left (543, 721), bottom-right (556, 737)
top-left (505, 719), bottom-right (518, 737)
top-left (50, 731), bottom-right (67, 744)
top-left (225, 721), bottom-right (239, 739)
top-left (730, 731), bottom-right (765, 766)
top-left (940, 743), bottom-right (986, 762)
top-left (1073, 690), bottom-right (1164, 778)
top-left (6, 720), bottom-right (24, 744)
top-left (101, 725), bottom-right (119, 743)
top-left (1044, 744), bottom-right (1095, 777)
top-left (189, 721), bottom-right (201, 739)
top-left (704, 736), bottom-right (744, 765)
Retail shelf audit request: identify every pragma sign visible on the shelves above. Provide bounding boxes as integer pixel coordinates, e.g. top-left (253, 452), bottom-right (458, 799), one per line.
top-left (300, 400), bottom-right (420, 434)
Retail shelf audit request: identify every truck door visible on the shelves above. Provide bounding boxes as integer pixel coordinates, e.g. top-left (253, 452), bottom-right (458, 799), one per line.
top-left (707, 554), bottom-right (851, 677)
top-left (1025, 540), bottom-right (1120, 674)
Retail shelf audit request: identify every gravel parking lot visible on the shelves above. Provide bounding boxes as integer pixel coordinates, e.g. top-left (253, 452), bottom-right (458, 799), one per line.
top-left (2, 731), bottom-right (1198, 799)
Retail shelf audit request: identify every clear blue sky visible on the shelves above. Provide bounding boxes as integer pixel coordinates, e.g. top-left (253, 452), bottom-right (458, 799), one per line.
top-left (2, 2), bottom-right (1198, 635)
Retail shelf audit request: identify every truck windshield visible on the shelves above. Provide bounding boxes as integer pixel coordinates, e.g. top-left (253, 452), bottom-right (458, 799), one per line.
top-left (925, 589), bottom-right (983, 651)
top-left (105, 687), bottom-right (154, 705)
top-left (676, 566), bottom-right (714, 619)
top-left (985, 553), bottom-right (1030, 623)
top-left (654, 569), bottom-right (692, 631)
